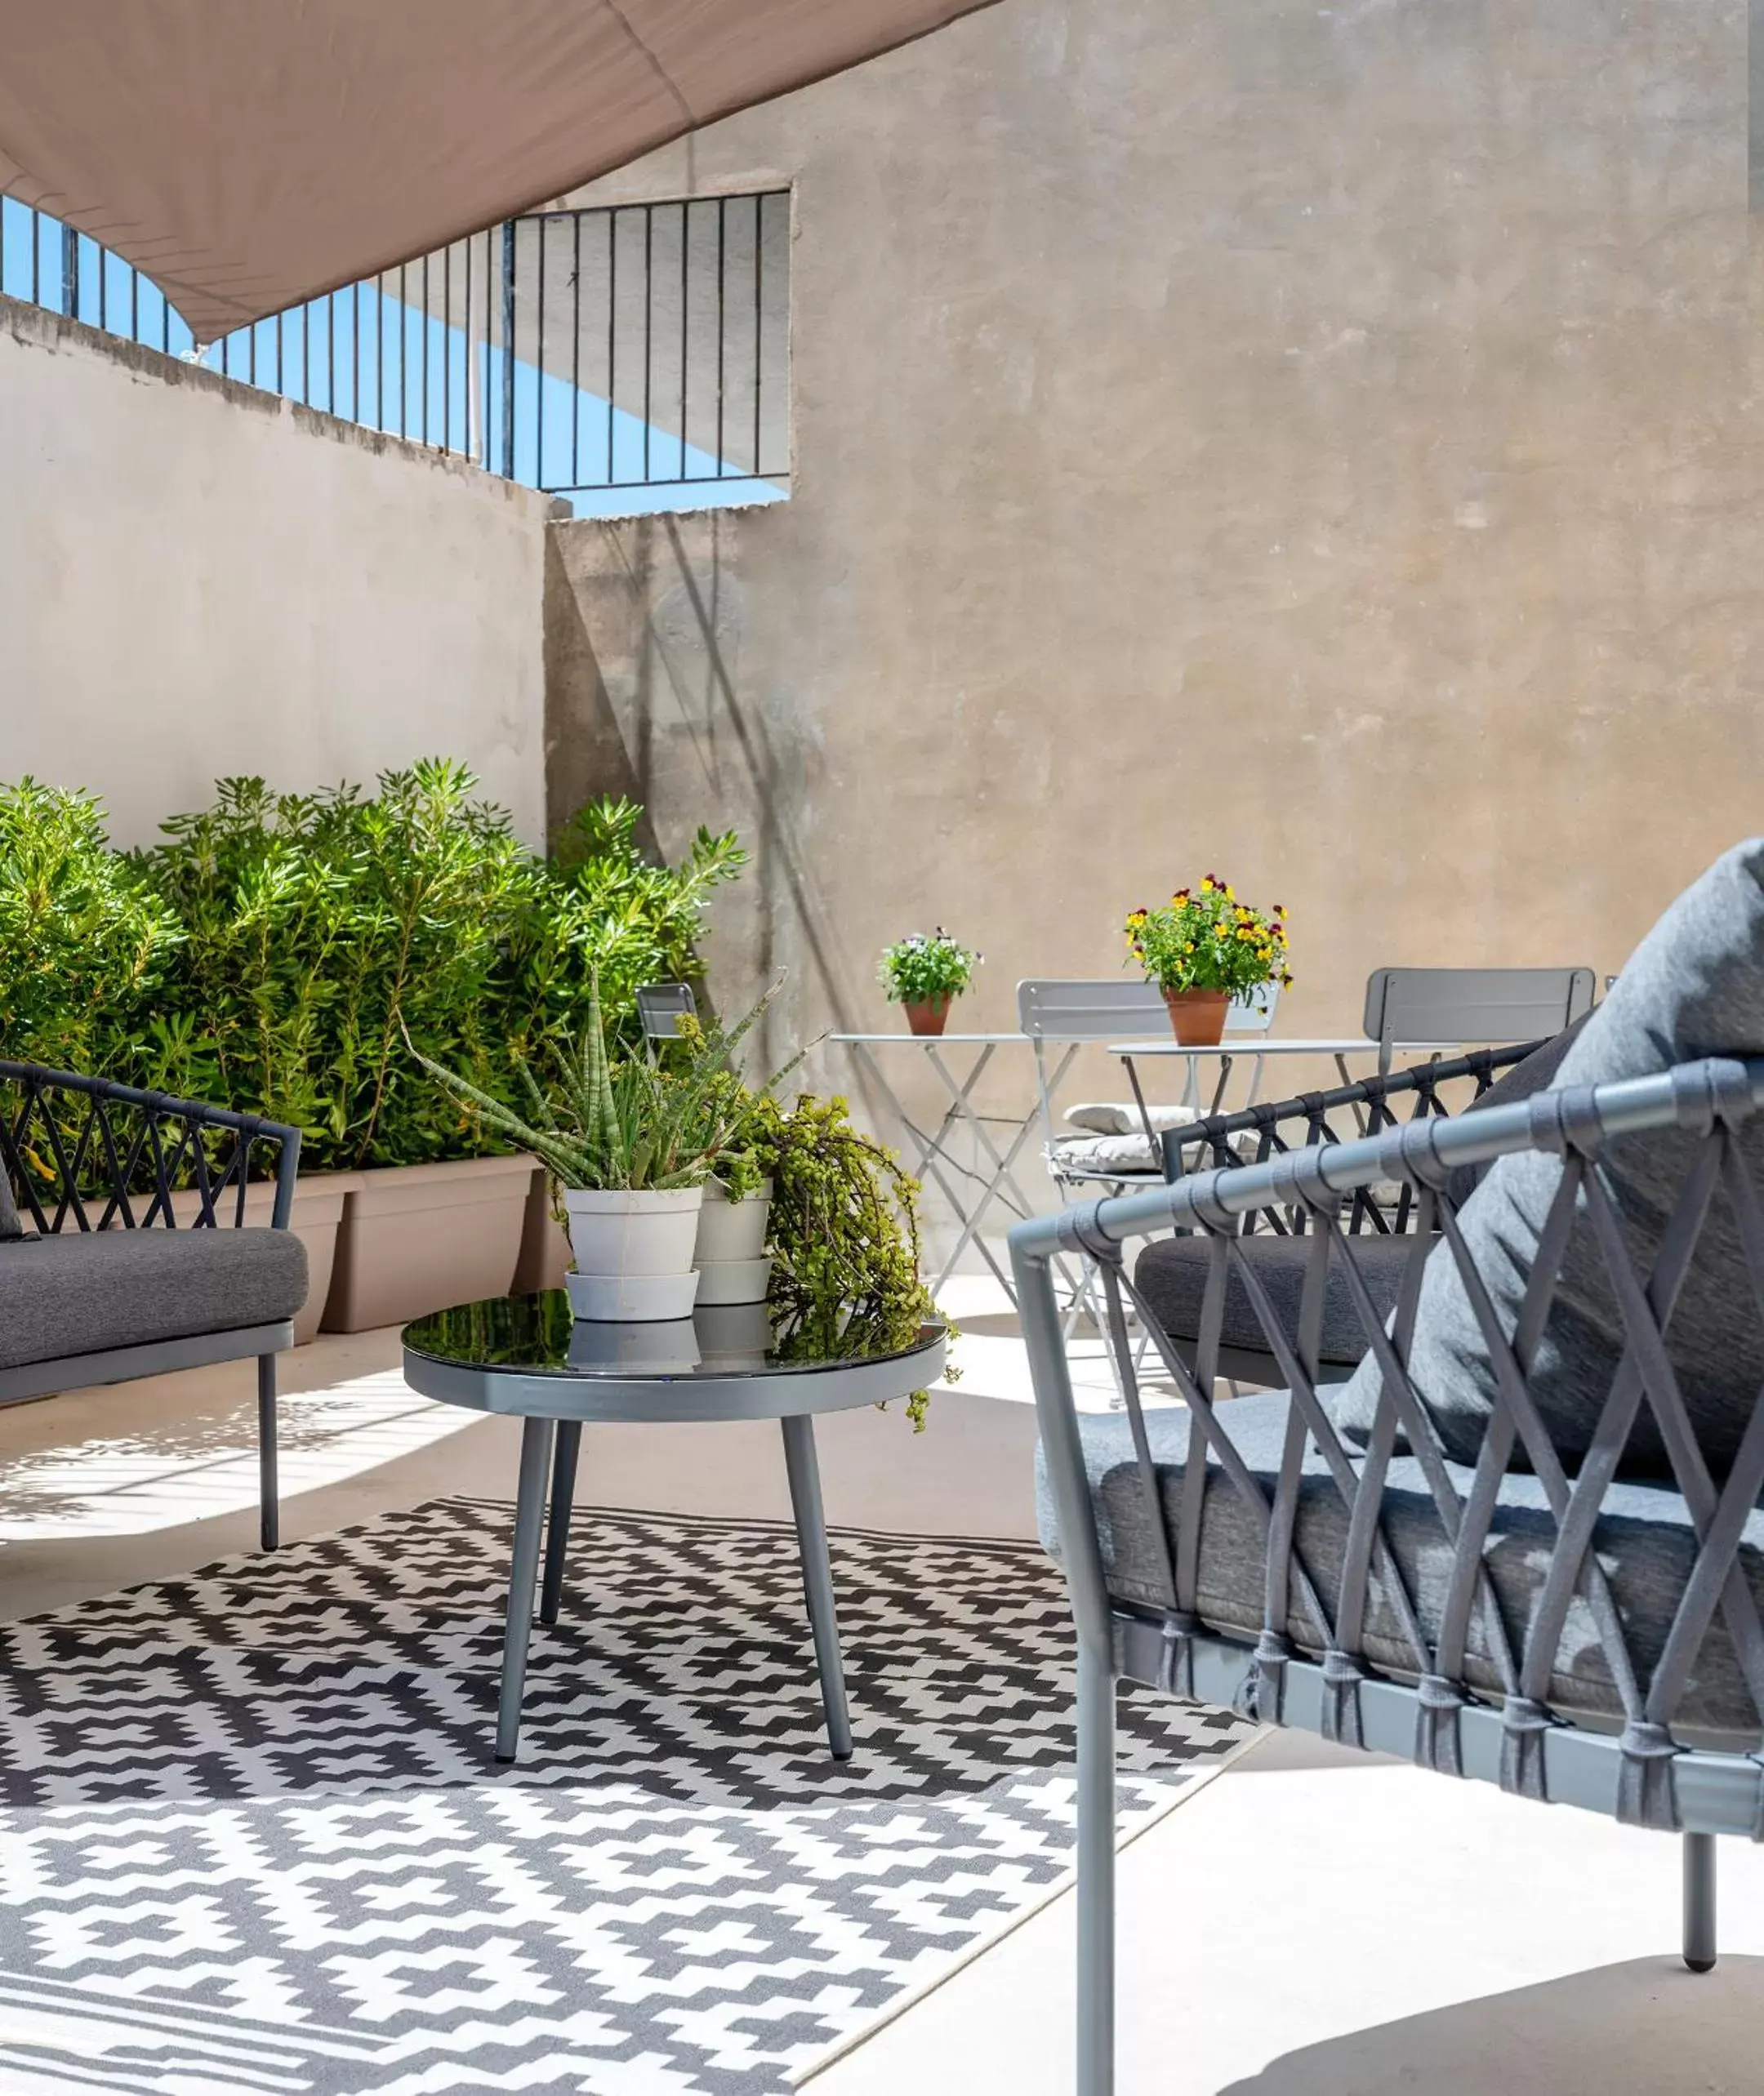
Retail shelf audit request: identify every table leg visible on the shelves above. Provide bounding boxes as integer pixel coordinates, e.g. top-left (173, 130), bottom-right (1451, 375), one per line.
top-left (781, 1414), bottom-right (853, 1760)
top-left (539, 1421), bottom-right (581, 1627)
top-left (496, 1416), bottom-right (555, 1764)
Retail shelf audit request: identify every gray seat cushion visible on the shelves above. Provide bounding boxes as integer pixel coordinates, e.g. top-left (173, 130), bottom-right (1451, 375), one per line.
top-left (0, 1227), bottom-right (309, 1371)
top-left (1134, 1231), bottom-right (1414, 1366)
top-left (1037, 1391), bottom-right (1764, 1744)
top-left (1335, 840), bottom-right (1764, 1478)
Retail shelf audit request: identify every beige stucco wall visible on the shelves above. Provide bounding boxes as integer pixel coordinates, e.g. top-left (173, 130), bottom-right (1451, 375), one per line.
top-left (0, 296), bottom-right (551, 848)
top-left (548, 0), bottom-right (1764, 1084)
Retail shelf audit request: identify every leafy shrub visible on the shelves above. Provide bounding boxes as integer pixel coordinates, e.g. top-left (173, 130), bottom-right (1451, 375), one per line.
top-left (0, 779), bottom-right (183, 1079)
top-left (0, 761), bottom-right (745, 1175)
top-left (132, 762), bottom-right (536, 1170)
top-left (504, 796), bottom-right (747, 1084)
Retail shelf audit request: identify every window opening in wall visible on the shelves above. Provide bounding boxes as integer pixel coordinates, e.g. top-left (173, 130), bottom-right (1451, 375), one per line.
top-left (0, 187), bottom-right (791, 517)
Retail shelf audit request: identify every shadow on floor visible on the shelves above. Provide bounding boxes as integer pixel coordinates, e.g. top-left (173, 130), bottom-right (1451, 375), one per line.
top-left (1218, 1956), bottom-right (1764, 2094)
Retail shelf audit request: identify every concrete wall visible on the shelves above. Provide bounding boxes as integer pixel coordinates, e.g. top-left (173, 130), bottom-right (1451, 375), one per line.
top-left (547, 0), bottom-right (1764, 1084)
top-left (0, 296), bottom-right (551, 847)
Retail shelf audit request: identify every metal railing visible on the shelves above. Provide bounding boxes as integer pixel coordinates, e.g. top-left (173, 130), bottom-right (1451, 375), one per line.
top-left (0, 188), bottom-right (791, 510)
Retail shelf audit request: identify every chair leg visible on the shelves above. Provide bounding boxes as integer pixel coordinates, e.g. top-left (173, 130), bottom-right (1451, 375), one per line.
top-left (1683, 1831), bottom-right (1717, 1974)
top-left (256, 1354), bottom-right (278, 1552)
top-left (1077, 1639), bottom-right (1117, 2096)
top-left (539, 1422), bottom-right (581, 1627)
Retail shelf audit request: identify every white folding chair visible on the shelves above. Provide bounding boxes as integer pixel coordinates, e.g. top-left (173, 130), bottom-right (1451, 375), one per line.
top-left (635, 982), bottom-right (697, 1060)
top-left (1364, 966), bottom-right (1596, 1075)
top-left (1016, 980), bottom-right (1273, 1396)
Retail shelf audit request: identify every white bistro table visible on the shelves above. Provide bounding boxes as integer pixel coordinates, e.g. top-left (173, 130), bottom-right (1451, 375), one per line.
top-left (1107, 1035), bottom-right (1392, 1120)
top-left (831, 1031), bottom-right (1063, 1305)
top-left (833, 1031), bottom-right (1450, 1306)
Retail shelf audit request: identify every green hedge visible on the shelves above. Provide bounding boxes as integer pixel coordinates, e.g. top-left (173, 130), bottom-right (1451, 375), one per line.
top-left (0, 759), bottom-right (745, 1173)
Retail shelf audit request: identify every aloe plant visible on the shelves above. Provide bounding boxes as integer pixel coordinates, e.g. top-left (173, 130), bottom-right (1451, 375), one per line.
top-left (411, 976), bottom-right (773, 1192)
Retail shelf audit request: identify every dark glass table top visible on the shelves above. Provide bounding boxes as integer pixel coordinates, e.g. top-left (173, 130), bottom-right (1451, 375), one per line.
top-left (404, 1291), bottom-right (946, 1381)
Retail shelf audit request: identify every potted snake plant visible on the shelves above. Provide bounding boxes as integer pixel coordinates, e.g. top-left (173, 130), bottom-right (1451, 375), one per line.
top-left (412, 977), bottom-right (764, 1321)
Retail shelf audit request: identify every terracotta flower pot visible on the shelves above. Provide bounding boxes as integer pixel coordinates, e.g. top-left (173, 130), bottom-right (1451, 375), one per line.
top-left (903, 997), bottom-right (952, 1037)
top-left (1163, 988), bottom-right (1230, 1046)
top-left (322, 1154), bottom-right (535, 1332)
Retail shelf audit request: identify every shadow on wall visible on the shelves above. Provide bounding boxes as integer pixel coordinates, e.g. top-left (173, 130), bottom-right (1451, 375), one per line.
top-left (544, 508), bottom-right (860, 1076)
top-left (1219, 1956), bottom-right (1764, 2094)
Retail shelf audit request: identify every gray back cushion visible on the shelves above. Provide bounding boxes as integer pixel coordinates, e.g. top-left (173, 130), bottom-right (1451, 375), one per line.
top-left (1334, 841), bottom-right (1764, 1479)
top-left (1442, 1010), bottom-right (1592, 1210)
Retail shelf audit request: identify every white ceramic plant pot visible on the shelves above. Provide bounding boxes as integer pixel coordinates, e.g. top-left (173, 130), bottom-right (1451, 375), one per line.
top-left (564, 1186), bottom-right (703, 1274)
top-left (565, 1268), bottom-right (702, 1322)
top-left (693, 1179), bottom-right (773, 1265)
top-left (693, 1255), bottom-right (773, 1306)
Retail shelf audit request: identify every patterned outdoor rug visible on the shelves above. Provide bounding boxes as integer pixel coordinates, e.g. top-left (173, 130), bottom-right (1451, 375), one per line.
top-left (0, 1499), bottom-right (1250, 2094)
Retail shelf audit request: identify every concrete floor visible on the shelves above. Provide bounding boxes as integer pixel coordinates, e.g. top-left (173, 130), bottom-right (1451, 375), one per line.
top-left (4, 1323), bottom-right (1762, 2094)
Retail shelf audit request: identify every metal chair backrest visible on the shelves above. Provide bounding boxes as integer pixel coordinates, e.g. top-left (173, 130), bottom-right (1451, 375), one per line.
top-left (635, 982), bottom-right (697, 1047)
top-left (1015, 978), bottom-right (1277, 1043)
top-left (1016, 978), bottom-right (1280, 1179)
top-left (1362, 966), bottom-right (1595, 1073)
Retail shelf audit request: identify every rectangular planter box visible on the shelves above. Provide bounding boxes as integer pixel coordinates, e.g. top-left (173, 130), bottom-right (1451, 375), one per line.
top-left (321, 1154), bottom-right (537, 1333)
top-left (169, 1171), bottom-right (362, 1346)
top-left (512, 1164), bottom-right (572, 1296)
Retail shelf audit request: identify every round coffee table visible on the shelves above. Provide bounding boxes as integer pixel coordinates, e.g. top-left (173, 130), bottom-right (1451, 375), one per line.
top-left (402, 1293), bottom-right (947, 1764)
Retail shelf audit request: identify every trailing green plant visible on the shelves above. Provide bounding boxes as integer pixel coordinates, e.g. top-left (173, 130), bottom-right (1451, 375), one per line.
top-left (747, 1090), bottom-right (943, 1429)
top-left (877, 928), bottom-right (979, 1008)
top-left (410, 974), bottom-right (771, 1192)
top-left (0, 779), bottom-right (185, 1079)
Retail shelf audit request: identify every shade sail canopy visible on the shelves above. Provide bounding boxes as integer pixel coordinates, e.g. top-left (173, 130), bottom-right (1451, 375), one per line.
top-left (0, 0), bottom-right (998, 344)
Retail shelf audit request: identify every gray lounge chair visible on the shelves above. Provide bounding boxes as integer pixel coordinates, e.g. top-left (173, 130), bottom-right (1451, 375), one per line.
top-left (1138, 1030), bottom-right (1585, 1388)
top-left (1017, 841), bottom-right (1764, 2095)
top-left (0, 1060), bottom-right (305, 1549)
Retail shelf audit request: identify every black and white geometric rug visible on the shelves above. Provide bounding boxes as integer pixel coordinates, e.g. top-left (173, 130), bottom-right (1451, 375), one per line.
top-left (0, 1499), bottom-right (1250, 2094)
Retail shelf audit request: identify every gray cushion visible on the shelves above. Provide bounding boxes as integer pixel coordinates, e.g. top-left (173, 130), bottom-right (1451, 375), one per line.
top-left (1037, 1391), bottom-right (1764, 1743)
top-left (1134, 1230), bottom-right (1414, 1366)
top-left (1442, 1012), bottom-right (1594, 1209)
top-left (0, 1227), bottom-right (309, 1371)
top-left (1335, 842), bottom-right (1764, 1478)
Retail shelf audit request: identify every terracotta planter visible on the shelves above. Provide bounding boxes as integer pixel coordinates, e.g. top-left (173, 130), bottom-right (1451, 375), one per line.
top-left (168, 1171), bottom-right (362, 1346)
top-left (1162, 988), bottom-right (1231, 1046)
top-left (321, 1154), bottom-right (536, 1333)
top-left (902, 997), bottom-right (952, 1037)
top-left (513, 1165), bottom-right (572, 1295)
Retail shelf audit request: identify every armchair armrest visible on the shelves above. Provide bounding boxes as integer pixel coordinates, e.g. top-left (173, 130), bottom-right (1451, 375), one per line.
top-left (1159, 1039), bottom-right (1545, 1235)
top-left (0, 1059), bottom-right (302, 1236)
